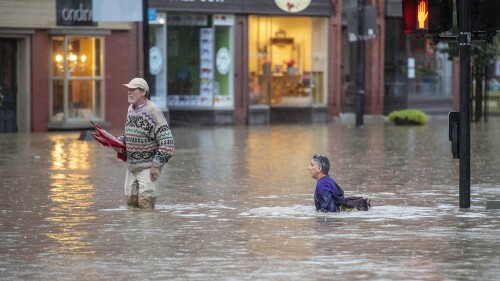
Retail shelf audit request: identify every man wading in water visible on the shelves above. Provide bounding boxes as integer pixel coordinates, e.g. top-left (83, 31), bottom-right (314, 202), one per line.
top-left (308, 154), bottom-right (370, 212)
top-left (117, 78), bottom-right (174, 209)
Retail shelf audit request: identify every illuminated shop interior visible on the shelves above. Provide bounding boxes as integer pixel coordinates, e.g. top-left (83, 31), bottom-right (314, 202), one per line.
top-left (248, 16), bottom-right (328, 107)
top-left (51, 36), bottom-right (103, 123)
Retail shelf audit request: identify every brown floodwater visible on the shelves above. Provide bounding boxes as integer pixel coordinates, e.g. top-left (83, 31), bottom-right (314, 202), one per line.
top-left (0, 116), bottom-right (499, 280)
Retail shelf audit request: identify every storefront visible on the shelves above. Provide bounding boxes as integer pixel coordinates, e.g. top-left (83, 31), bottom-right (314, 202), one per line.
top-left (47, 0), bottom-right (141, 130)
top-left (149, 0), bottom-right (335, 125)
top-left (0, 0), bottom-right (342, 131)
top-left (0, 0), bottom-right (140, 132)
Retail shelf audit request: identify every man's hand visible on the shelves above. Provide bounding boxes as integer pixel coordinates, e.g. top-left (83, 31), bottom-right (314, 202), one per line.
top-left (417, 1), bottom-right (428, 29)
top-left (112, 147), bottom-right (123, 153)
top-left (150, 166), bottom-right (160, 181)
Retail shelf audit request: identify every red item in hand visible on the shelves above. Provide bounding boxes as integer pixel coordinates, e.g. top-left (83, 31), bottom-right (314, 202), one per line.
top-left (90, 121), bottom-right (126, 161)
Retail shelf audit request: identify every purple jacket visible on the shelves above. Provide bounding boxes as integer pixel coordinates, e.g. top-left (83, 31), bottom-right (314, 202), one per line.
top-left (314, 175), bottom-right (345, 212)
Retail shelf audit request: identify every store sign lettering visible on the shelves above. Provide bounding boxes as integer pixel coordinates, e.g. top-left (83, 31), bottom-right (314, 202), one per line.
top-left (168, 0), bottom-right (225, 2)
top-left (61, 4), bottom-right (93, 22)
top-left (56, 0), bottom-right (96, 26)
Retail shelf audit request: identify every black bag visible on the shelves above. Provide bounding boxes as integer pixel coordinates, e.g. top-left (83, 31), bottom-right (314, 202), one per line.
top-left (339, 196), bottom-right (371, 211)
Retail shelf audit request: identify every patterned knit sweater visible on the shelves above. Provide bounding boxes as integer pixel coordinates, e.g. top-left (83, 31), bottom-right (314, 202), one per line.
top-left (119, 100), bottom-right (174, 172)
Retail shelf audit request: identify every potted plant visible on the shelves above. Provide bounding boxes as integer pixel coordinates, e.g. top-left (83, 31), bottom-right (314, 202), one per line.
top-left (388, 109), bottom-right (428, 125)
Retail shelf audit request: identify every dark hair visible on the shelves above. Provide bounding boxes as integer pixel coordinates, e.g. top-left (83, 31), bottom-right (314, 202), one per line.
top-left (313, 154), bottom-right (330, 175)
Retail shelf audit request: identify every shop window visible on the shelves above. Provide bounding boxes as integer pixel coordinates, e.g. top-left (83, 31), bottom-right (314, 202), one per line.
top-left (50, 36), bottom-right (104, 123)
top-left (166, 14), bottom-right (234, 108)
top-left (248, 16), bottom-right (328, 107)
top-left (408, 39), bottom-right (452, 97)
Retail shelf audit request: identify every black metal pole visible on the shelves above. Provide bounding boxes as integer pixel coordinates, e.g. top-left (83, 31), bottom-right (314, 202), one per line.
top-left (355, 0), bottom-right (365, 127)
top-left (458, 0), bottom-right (471, 208)
top-left (143, 0), bottom-right (151, 84)
top-left (485, 66), bottom-right (489, 122)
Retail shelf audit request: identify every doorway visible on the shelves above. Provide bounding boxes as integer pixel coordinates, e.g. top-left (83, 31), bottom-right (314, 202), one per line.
top-left (0, 38), bottom-right (17, 133)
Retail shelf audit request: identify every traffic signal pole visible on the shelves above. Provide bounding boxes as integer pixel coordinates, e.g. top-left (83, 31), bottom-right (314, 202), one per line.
top-left (458, 0), bottom-right (471, 208)
top-left (403, 0), bottom-right (473, 208)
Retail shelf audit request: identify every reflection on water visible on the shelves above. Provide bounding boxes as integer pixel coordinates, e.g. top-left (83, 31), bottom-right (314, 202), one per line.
top-left (50, 135), bottom-right (92, 171)
top-left (0, 119), bottom-right (500, 280)
top-left (43, 135), bottom-right (96, 254)
top-left (45, 173), bottom-right (95, 254)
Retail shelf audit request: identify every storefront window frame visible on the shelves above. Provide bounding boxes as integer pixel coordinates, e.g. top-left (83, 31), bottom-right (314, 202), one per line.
top-left (49, 34), bottom-right (105, 126)
top-left (248, 15), bottom-right (329, 108)
top-left (165, 13), bottom-right (235, 109)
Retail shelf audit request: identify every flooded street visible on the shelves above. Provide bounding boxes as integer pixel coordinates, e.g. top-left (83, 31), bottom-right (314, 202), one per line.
top-left (1, 116), bottom-right (499, 280)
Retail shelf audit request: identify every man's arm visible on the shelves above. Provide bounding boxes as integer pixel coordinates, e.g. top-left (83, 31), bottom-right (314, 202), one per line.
top-left (152, 124), bottom-right (174, 168)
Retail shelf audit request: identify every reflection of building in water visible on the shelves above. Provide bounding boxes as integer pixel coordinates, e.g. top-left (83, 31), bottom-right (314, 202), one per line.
top-left (50, 135), bottom-right (92, 171)
top-left (44, 135), bottom-right (95, 254)
top-left (196, 128), bottom-right (236, 181)
top-left (246, 126), bottom-right (325, 196)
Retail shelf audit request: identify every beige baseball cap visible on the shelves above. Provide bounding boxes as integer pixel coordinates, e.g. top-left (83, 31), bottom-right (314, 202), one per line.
top-left (123, 78), bottom-right (149, 92)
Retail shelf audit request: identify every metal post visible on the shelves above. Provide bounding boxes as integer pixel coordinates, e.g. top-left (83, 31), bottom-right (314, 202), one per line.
top-left (458, 0), bottom-right (471, 208)
top-left (485, 66), bottom-right (489, 122)
top-left (143, 0), bottom-right (151, 84)
top-left (356, 0), bottom-right (365, 127)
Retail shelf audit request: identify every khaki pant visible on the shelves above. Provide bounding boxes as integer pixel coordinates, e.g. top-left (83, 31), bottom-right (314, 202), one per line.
top-left (124, 168), bottom-right (157, 209)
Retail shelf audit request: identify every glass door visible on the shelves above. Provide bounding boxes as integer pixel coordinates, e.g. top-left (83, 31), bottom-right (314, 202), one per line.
top-left (0, 38), bottom-right (17, 132)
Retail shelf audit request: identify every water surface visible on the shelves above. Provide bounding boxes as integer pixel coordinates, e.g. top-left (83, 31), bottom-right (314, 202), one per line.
top-left (1, 117), bottom-right (499, 280)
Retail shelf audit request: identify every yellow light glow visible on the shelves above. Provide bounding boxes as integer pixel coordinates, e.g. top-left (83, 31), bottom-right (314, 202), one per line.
top-left (69, 54), bottom-right (77, 61)
top-left (44, 135), bottom-right (96, 254)
top-left (417, 0), bottom-right (428, 30)
top-left (55, 54), bottom-right (63, 62)
top-left (81, 55), bottom-right (87, 63)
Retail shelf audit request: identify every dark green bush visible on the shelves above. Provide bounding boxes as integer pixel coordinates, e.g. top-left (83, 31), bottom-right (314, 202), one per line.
top-left (388, 109), bottom-right (428, 125)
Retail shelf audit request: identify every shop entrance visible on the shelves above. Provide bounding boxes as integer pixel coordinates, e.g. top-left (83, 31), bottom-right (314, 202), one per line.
top-left (0, 38), bottom-right (17, 133)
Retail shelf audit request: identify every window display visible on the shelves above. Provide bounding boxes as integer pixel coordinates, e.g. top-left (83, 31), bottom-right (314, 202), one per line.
top-left (51, 36), bottom-right (103, 123)
top-left (166, 14), bottom-right (234, 108)
top-left (248, 16), bottom-right (328, 107)
top-left (410, 39), bottom-right (451, 97)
